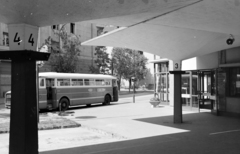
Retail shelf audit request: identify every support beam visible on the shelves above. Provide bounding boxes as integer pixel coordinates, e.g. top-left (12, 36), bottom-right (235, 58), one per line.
top-left (170, 71), bottom-right (185, 123)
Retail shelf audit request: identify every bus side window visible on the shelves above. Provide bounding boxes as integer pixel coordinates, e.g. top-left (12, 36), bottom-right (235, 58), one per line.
top-left (57, 79), bottom-right (70, 86)
top-left (105, 79), bottom-right (111, 86)
top-left (84, 79), bottom-right (95, 86)
top-left (72, 79), bottom-right (83, 86)
top-left (96, 79), bottom-right (104, 86)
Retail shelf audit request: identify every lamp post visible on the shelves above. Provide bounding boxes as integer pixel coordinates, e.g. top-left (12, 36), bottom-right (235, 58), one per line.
top-left (133, 50), bottom-right (136, 103)
top-left (111, 57), bottom-right (114, 75)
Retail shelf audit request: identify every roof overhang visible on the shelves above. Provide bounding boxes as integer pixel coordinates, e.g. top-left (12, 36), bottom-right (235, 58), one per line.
top-left (0, 0), bottom-right (199, 27)
top-left (82, 0), bottom-right (240, 61)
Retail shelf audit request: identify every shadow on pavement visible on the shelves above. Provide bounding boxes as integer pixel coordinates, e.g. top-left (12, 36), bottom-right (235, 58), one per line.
top-left (41, 112), bottom-right (240, 154)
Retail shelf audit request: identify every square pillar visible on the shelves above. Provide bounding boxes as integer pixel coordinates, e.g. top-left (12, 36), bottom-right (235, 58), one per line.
top-left (0, 50), bottom-right (50, 154)
top-left (10, 60), bottom-right (38, 154)
top-left (170, 71), bottom-right (185, 123)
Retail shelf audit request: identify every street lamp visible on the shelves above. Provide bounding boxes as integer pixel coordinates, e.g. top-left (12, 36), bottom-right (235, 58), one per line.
top-left (133, 50), bottom-right (136, 103)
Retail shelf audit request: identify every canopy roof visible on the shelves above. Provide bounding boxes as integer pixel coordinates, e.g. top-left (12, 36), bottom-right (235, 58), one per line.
top-left (82, 0), bottom-right (240, 60)
top-left (0, 0), bottom-right (194, 27)
top-left (1, 0), bottom-right (240, 61)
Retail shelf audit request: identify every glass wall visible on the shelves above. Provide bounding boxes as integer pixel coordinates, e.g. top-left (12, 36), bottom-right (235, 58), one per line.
top-left (229, 68), bottom-right (240, 97)
top-left (181, 71), bottom-right (199, 109)
top-left (182, 72), bottom-right (191, 107)
top-left (192, 72), bottom-right (198, 107)
top-left (155, 62), bottom-right (169, 103)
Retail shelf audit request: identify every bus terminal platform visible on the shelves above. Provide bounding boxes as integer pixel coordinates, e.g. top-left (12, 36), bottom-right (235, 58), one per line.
top-left (0, 94), bottom-right (240, 154)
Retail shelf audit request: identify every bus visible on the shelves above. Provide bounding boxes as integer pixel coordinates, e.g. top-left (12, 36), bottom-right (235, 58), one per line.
top-left (5, 72), bottom-right (119, 111)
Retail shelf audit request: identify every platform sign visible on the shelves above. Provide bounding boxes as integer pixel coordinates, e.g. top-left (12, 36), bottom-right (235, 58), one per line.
top-left (169, 60), bottom-right (181, 71)
top-left (8, 24), bottom-right (39, 51)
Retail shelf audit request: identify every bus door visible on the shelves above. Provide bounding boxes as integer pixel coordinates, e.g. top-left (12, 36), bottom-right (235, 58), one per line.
top-left (46, 78), bottom-right (57, 109)
top-left (112, 79), bottom-right (119, 102)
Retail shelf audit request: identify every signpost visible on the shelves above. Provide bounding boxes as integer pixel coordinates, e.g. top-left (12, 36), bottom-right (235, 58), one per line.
top-left (4, 24), bottom-right (50, 154)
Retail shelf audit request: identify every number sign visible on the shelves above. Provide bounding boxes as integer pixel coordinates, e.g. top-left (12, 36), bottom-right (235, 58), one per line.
top-left (173, 60), bottom-right (181, 71)
top-left (169, 60), bottom-right (181, 71)
top-left (8, 24), bottom-right (39, 50)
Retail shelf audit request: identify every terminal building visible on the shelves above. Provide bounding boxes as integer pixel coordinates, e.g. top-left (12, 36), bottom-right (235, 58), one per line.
top-left (151, 47), bottom-right (240, 117)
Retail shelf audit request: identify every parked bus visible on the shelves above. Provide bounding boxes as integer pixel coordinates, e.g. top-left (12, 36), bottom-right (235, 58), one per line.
top-left (5, 72), bottom-right (119, 111)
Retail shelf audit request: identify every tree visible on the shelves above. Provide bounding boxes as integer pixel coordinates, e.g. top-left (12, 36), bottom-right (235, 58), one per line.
top-left (89, 46), bottom-right (111, 74)
top-left (138, 68), bottom-right (154, 89)
top-left (41, 24), bottom-right (81, 73)
top-left (112, 48), bottom-right (148, 92)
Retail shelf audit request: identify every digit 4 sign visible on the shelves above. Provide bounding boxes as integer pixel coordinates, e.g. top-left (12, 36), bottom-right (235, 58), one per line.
top-left (8, 24), bottom-right (39, 50)
top-left (14, 32), bottom-right (21, 45)
top-left (28, 34), bottom-right (34, 46)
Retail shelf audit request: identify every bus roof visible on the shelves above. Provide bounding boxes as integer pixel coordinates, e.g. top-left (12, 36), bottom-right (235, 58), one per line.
top-left (39, 72), bottom-right (117, 80)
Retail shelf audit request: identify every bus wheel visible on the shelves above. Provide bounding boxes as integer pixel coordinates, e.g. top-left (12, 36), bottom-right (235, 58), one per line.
top-left (59, 98), bottom-right (69, 111)
top-left (103, 95), bottom-right (111, 105)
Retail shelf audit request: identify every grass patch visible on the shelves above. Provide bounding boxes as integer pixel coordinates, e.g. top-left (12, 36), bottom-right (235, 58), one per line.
top-left (0, 113), bottom-right (80, 134)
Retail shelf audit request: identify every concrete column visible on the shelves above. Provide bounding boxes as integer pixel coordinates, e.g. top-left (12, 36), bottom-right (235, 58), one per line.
top-left (0, 50), bottom-right (50, 154)
top-left (170, 71), bottom-right (185, 123)
top-left (9, 60), bottom-right (38, 154)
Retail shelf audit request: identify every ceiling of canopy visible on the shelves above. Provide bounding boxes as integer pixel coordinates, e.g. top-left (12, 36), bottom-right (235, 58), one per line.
top-left (1, 0), bottom-right (240, 61)
top-left (0, 0), bottom-right (197, 27)
top-left (82, 0), bottom-right (240, 60)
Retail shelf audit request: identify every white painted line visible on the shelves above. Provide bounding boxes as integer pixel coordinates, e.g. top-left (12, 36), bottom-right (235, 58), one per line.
top-left (210, 129), bottom-right (240, 135)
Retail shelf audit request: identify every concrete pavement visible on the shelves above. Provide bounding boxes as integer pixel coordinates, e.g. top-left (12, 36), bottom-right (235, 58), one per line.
top-left (1, 94), bottom-right (240, 154)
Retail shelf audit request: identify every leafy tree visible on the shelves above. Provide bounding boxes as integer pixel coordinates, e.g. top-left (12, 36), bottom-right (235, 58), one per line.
top-left (89, 46), bottom-right (111, 74)
top-left (41, 24), bottom-right (81, 73)
top-left (112, 48), bottom-right (148, 92)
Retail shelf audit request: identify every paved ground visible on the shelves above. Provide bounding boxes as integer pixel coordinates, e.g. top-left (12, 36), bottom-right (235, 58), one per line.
top-left (1, 93), bottom-right (240, 154)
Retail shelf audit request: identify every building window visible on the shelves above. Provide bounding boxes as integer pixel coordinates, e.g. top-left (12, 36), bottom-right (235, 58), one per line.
top-left (96, 27), bottom-right (104, 36)
top-left (157, 62), bottom-right (169, 72)
top-left (229, 68), bottom-right (240, 97)
top-left (52, 25), bottom-right (59, 30)
top-left (3, 32), bottom-right (9, 46)
top-left (70, 23), bottom-right (75, 34)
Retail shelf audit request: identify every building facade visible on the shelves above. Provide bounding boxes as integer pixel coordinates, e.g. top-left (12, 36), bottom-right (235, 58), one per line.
top-left (0, 22), bottom-right (113, 98)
